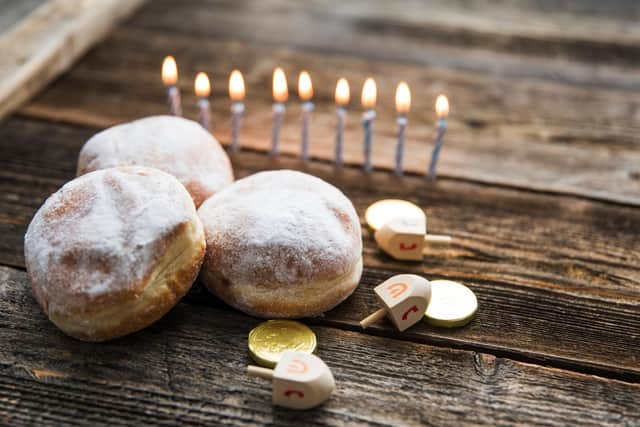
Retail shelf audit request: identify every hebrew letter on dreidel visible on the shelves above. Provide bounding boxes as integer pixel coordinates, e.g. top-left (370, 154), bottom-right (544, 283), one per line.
top-left (387, 282), bottom-right (408, 299)
top-left (287, 359), bottom-right (308, 375)
top-left (402, 305), bottom-right (419, 320)
top-left (284, 390), bottom-right (305, 398)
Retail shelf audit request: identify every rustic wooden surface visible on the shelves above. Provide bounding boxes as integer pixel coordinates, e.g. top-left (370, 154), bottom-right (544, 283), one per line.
top-left (0, 0), bottom-right (145, 120)
top-left (1, 0), bottom-right (639, 425)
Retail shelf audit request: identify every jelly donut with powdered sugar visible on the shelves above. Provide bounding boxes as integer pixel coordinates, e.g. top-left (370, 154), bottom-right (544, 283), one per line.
top-left (77, 115), bottom-right (233, 207)
top-left (24, 166), bottom-right (206, 341)
top-left (197, 170), bottom-right (363, 318)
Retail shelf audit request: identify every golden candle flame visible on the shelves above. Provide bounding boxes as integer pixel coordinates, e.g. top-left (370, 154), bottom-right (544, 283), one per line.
top-left (436, 94), bottom-right (449, 118)
top-left (229, 70), bottom-right (245, 101)
top-left (335, 78), bottom-right (350, 106)
top-left (273, 67), bottom-right (288, 103)
top-left (298, 71), bottom-right (313, 101)
top-left (162, 56), bottom-right (178, 86)
top-left (395, 82), bottom-right (411, 114)
top-left (194, 72), bottom-right (211, 98)
top-left (361, 78), bottom-right (376, 109)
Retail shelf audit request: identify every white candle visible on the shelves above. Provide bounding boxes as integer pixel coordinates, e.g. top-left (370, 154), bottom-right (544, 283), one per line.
top-left (334, 78), bottom-right (350, 167)
top-left (394, 82), bottom-right (411, 176)
top-left (361, 78), bottom-right (377, 172)
top-left (194, 72), bottom-right (211, 131)
top-left (298, 71), bottom-right (314, 161)
top-left (428, 95), bottom-right (450, 181)
top-left (229, 70), bottom-right (246, 152)
top-left (162, 56), bottom-right (182, 116)
top-left (271, 67), bottom-right (288, 156)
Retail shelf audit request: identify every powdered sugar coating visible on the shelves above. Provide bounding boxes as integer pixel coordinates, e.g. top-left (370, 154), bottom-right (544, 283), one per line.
top-left (24, 166), bottom-right (199, 316)
top-left (77, 115), bottom-right (234, 206)
top-left (198, 170), bottom-right (362, 290)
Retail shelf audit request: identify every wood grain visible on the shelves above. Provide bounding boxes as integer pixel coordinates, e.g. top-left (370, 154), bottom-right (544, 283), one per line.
top-left (1, 265), bottom-right (638, 426)
top-left (3, 1), bottom-right (640, 423)
top-left (1, 117), bottom-right (638, 381)
top-left (0, 0), bottom-right (146, 120)
top-left (18, 0), bottom-right (640, 206)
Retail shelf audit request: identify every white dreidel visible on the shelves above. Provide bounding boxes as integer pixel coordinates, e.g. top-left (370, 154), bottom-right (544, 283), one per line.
top-left (360, 274), bottom-right (431, 331)
top-left (374, 216), bottom-right (451, 261)
top-left (247, 350), bottom-right (335, 410)
top-left (365, 199), bottom-right (452, 262)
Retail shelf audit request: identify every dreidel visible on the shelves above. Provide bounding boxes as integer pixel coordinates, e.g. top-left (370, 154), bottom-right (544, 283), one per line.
top-left (375, 216), bottom-right (451, 261)
top-left (360, 274), bottom-right (431, 331)
top-left (247, 350), bottom-right (335, 410)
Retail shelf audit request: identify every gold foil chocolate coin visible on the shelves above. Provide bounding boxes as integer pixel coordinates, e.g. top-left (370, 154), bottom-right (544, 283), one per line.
top-left (248, 320), bottom-right (317, 368)
top-left (425, 280), bottom-right (478, 327)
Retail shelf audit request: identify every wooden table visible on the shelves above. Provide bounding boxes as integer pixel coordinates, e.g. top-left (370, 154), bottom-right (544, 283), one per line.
top-left (1, 1), bottom-right (639, 425)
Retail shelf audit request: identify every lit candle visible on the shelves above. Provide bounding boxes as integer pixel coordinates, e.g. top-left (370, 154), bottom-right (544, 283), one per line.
top-left (194, 72), bottom-right (211, 131)
top-left (334, 78), bottom-right (350, 167)
top-left (427, 95), bottom-right (450, 181)
top-left (298, 71), bottom-right (314, 161)
top-left (229, 70), bottom-right (246, 152)
top-left (271, 67), bottom-right (288, 156)
top-left (162, 56), bottom-right (182, 116)
top-left (361, 78), bottom-right (377, 172)
top-left (394, 82), bottom-right (411, 176)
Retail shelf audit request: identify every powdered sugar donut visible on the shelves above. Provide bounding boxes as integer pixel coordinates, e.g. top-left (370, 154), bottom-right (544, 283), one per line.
top-left (24, 166), bottom-right (206, 341)
top-left (198, 170), bottom-right (363, 318)
top-left (77, 115), bottom-right (233, 207)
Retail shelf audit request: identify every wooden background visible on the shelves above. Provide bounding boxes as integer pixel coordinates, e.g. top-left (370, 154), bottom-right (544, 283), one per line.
top-left (1, 0), bottom-right (639, 425)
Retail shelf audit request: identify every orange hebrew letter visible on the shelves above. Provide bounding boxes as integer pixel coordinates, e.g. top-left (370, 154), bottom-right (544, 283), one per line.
top-left (387, 282), bottom-right (408, 298)
top-left (287, 359), bottom-right (308, 375)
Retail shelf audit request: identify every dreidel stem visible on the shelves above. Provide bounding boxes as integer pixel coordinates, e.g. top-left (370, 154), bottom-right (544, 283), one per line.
top-left (424, 234), bottom-right (452, 244)
top-left (247, 365), bottom-right (274, 380)
top-left (360, 308), bottom-right (388, 329)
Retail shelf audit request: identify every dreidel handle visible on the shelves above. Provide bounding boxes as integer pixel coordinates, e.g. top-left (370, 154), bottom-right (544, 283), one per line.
top-left (424, 234), bottom-right (452, 244)
top-left (359, 307), bottom-right (388, 329)
top-left (247, 365), bottom-right (274, 380)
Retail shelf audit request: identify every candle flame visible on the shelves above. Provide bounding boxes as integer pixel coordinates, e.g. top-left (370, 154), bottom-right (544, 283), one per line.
top-left (194, 72), bottom-right (211, 98)
top-left (229, 70), bottom-right (245, 101)
top-left (162, 56), bottom-right (178, 86)
top-left (361, 78), bottom-right (376, 109)
top-left (273, 67), bottom-right (288, 103)
top-left (395, 82), bottom-right (411, 114)
top-left (298, 71), bottom-right (313, 101)
top-left (436, 94), bottom-right (449, 118)
top-left (335, 78), bottom-right (350, 106)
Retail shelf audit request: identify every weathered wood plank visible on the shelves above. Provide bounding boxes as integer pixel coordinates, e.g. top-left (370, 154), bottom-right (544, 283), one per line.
top-left (128, 0), bottom-right (640, 67)
top-left (1, 117), bottom-right (638, 381)
top-left (0, 0), bottom-right (146, 120)
top-left (19, 21), bottom-right (640, 205)
top-left (0, 265), bottom-right (638, 426)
